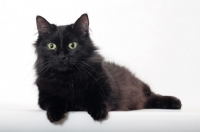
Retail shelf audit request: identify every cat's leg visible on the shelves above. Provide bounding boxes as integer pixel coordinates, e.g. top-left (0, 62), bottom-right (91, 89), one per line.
top-left (46, 103), bottom-right (66, 122)
top-left (86, 92), bottom-right (109, 121)
top-left (87, 103), bottom-right (109, 121)
top-left (39, 92), bottom-right (66, 122)
top-left (142, 83), bottom-right (182, 109)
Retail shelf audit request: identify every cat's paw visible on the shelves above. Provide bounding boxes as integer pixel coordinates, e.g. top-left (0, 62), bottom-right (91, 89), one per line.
top-left (166, 96), bottom-right (182, 109)
top-left (47, 107), bottom-right (65, 122)
top-left (88, 107), bottom-right (108, 121)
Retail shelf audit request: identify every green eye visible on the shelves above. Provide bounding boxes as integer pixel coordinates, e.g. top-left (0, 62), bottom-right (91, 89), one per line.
top-left (68, 42), bottom-right (78, 49)
top-left (47, 43), bottom-right (57, 50)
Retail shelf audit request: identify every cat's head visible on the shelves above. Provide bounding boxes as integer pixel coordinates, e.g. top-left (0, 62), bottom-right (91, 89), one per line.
top-left (35, 14), bottom-right (97, 72)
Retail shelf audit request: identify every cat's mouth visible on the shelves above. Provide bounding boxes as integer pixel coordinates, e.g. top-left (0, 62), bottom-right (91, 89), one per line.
top-left (55, 63), bottom-right (68, 71)
top-left (56, 66), bottom-right (68, 71)
top-left (55, 63), bottom-right (74, 72)
top-left (53, 60), bottom-right (75, 72)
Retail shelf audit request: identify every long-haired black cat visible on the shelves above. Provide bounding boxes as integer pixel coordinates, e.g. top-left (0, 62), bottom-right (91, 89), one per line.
top-left (34, 14), bottom-right (181, 122)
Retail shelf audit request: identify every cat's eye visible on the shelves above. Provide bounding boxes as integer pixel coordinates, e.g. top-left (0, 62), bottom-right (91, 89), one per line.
top-left (47, 43), bottom-right (57, 50)
top-left (68, 42), bottom-right (78, 49)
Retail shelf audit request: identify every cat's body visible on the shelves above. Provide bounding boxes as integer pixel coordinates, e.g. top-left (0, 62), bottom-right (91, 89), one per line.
top-left (35, 14), bottom-right (181, 122)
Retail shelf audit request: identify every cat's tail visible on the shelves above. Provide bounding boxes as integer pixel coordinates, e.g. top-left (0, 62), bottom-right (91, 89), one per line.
top-left (143, 84), bottom-right (182, 109)
top-left (145, 94), bottom-right (182, 109)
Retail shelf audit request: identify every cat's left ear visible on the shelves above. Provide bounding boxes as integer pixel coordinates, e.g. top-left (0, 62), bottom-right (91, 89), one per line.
top-left (73, 14), bottom-right (89, 36)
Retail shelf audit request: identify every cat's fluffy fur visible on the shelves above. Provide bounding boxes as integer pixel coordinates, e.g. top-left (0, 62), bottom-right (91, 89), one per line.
top-left (34, 14), bottom-right (181, 122)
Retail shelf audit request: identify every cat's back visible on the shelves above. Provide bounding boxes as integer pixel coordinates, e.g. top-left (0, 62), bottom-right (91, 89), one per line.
top-left (102, 61), bottom-right (143, 89)
top-left (102, 61), bottom-right (137, 83)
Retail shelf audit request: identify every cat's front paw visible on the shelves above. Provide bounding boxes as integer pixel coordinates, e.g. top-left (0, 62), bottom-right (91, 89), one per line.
top-left (47, 107), bottom-right (65, 122)
top-left (88, 107), bottom-right (108, 121)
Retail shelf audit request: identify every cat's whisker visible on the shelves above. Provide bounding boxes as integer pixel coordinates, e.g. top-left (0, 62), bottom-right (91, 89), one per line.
top-left (37, 64), bottom-right (48, 74)
top-left (76, 62), bottom-right (106, 100)
top-left (76, 62), bottom-right (107, 100)
top-left (78, 60), bottom-right (100, 74)
top-left (79, 61), bottom-right (107, 79)
top-left (37, 64), bottom-right (51, 77)
top-left (73, 64), bottom-right (88, 81)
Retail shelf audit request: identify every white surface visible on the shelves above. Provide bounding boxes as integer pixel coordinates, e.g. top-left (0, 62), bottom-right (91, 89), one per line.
top-left (1, 106), bottom-right (200, 132)
top-left (0, 0), bottom-right (200, 131)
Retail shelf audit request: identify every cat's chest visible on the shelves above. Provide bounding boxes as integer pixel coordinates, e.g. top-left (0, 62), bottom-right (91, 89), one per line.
top-left (46, 71), bottom-right (90, 90)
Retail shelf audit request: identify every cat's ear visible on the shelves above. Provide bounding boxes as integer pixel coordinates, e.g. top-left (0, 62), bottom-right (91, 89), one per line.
top-left (36, 16), bottom-right (52, 37)
top-left (73, 14), bottom-right (89, 36)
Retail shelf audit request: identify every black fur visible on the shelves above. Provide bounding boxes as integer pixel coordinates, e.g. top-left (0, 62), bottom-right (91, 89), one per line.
top-left (34, 14), bottom-right (182, 122)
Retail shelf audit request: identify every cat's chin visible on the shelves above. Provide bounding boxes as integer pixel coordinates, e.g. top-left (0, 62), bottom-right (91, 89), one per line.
top-left (55, 66), bottom-right (68, 72)
top-left (55, 65), bottom-right (74, 72)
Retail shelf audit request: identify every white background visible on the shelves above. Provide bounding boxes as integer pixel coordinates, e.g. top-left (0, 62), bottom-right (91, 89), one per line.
top-left (0, 0), bottom-right (200, 114)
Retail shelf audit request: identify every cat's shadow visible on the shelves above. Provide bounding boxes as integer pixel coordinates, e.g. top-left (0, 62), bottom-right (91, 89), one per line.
top-left (99, 114), bottom-right (110, 123)
top-left (52, 112), bottom-right (110, 125)
top-left (53, 113), bottom-right (69, 125)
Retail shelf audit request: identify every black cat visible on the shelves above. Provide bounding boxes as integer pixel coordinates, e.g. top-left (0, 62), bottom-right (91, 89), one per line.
top-left (34, 14), bottom-right (181, 122)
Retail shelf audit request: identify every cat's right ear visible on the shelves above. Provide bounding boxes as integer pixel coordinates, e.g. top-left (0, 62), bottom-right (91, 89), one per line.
top-left (36, 16), bottom-right (52, 37)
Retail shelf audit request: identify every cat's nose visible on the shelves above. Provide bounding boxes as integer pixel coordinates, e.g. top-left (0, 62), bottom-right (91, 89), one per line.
top-left (58, 52), bottom-right (67, 60)
top-left (58, 55), bottom-right (67, 60)
top-left (58, 56), bottom-right (67, 60)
